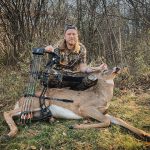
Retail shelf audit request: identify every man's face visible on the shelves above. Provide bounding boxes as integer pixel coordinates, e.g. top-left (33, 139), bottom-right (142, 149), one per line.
top-left (64, 29), bottom-right (78, 46)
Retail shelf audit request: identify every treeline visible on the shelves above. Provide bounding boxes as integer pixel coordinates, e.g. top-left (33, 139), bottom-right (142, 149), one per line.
top-left (0, 0), bottom-right (150, 74)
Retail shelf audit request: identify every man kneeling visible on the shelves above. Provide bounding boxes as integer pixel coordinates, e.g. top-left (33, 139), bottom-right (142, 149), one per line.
top-left (44, 24), bottom-right (107, 90)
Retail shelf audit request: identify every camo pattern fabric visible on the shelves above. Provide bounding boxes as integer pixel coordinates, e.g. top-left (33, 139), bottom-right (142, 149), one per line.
top-left (53, 43), bottom-right (86, 71)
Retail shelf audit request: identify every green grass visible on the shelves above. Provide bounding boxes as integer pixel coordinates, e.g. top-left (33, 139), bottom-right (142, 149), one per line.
top-left (0, 66), bottom-right (150, 150)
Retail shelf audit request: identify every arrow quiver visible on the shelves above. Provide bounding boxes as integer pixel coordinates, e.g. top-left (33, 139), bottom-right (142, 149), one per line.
top-left (20, 48), bottom-right (45, 124)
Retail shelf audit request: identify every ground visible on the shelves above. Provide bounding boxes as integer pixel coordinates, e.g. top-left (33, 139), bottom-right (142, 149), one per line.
top-left (0, 66), bottom-right (150, 150)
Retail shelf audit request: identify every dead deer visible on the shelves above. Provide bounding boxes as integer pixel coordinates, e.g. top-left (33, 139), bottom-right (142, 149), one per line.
top-left (2, 67), bottom-right (150, 142)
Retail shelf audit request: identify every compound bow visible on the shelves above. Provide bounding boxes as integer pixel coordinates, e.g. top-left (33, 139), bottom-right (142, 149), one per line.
top-left (20, 48), bottom-right (61, 124)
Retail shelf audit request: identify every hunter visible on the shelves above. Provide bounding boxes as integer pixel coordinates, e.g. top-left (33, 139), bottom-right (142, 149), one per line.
top-left (44, 24), bottom-right (107, 90)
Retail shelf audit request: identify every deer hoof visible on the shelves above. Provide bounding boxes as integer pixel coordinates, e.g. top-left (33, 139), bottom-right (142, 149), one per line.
top-left (143, 134), bottom-right (150, 142)
top-left (0, 135), bottom-right (11, 143)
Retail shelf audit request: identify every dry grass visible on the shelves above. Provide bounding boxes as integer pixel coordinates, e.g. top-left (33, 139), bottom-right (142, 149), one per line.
top-left (0, 66), bottom-right (150, 150)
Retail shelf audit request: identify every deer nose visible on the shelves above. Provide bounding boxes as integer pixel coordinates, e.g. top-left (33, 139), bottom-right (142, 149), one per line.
top-left (113, 67), bottom-right (121, 73)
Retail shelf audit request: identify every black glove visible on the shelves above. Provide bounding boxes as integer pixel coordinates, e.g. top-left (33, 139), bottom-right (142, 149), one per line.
top-left (32, 48), bottom-right (45, 55)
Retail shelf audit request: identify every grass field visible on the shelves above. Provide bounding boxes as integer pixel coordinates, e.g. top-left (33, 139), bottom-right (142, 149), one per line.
top-left (0, 66), bottom-right (150, 150)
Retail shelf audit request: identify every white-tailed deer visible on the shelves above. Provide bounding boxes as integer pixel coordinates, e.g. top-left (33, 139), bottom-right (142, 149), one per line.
top-left (2, 67), bottom-right (150, 142)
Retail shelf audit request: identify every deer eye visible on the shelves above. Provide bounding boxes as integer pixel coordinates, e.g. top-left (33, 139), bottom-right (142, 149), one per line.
top-left (103, 69), bottom-right (108, 73)
top-left (101, 69), bottom-right (108, 76)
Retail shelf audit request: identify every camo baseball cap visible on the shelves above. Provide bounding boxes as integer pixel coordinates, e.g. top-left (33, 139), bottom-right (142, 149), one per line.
top-left (64, 24), bottom-right (77, 32)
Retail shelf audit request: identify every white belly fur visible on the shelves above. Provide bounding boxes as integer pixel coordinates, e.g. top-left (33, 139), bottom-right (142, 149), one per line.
top-left (49, 105), bottom-right (82, 119)
top-left (14, 102), bottom-right (82, 119)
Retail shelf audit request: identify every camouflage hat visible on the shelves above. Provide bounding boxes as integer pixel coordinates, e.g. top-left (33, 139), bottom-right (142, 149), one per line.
top-left (64, 24), bottom-right (77, 32)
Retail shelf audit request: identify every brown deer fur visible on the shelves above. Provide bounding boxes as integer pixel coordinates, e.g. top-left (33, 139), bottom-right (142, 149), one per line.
top-left (2, 67), bottom-right (150, 141)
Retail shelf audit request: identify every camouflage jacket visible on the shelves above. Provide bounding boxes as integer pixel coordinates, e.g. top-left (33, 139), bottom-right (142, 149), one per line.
top-left (50, 43), bottom-right (87, 71)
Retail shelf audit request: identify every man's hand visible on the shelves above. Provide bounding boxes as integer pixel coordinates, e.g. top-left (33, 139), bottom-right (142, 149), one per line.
top-left (79, 63), bottom-right (108, 73)
top-left (99, 63), bottom-right (108, 71)
top-left (45, 45), bottom-right (54, 53)
top-left (32, 45), bottom-right (54, 55)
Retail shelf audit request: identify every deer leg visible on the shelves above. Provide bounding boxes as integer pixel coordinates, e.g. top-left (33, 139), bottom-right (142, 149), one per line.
top-left (3, 108), bottom-right (21, 138)
top-left (72, 107), bottom-right (110, 129)
top-left (106, 114), bottom-right (150, 141)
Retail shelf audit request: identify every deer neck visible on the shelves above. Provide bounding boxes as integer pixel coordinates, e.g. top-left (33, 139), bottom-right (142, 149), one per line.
top-left (88, 78), bottom-right (114, 100)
